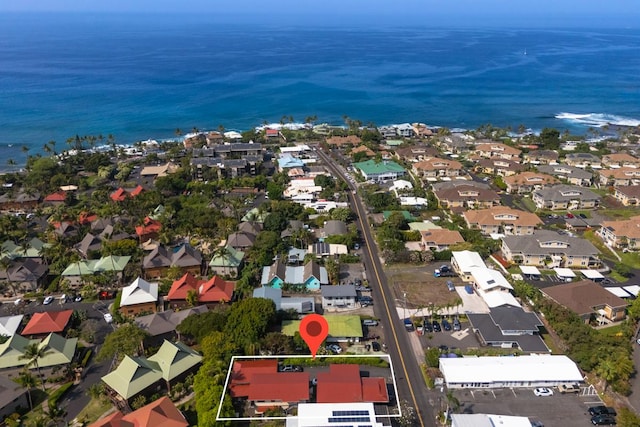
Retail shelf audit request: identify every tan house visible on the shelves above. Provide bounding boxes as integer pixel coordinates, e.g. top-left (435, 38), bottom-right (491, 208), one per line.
top-left (542, 280), bottom-right (627, 324)
top-left (598, 167), bottom-right (640, 187)
top-left (537, 165), bottom-right (593, 186)
top-left (433, 184), bottom-right (501, 210)
top-left (420, 229), bottom-right (465, 251)
top-left (532, 185), bottom-right (600, 210)
top-left (350, 145), bottom-right (375, 158)
top-left (475, 159), bottom-right (524, 177)
top-left (601, 153), bottom-right (640, 168)
top-left (394, 145), bottom-right (440, 162)
top-left (412, 157), bottom-right (464, 179)
top-left (613, 186), bottom-right (640, 207)
top-left (463, 206), bottom-right (542, 236)
top-left (522, 150), bottom-right (559, 165)
top-left (501, 230), bottom-right (600, 269)
top-left (325, 135), bottom-right (362, 147)
top-left (564, 153), bottom-right (601, 168)
top-left (504, 172), bottom-right (559, 194)
top-left (140, 162), bottom-right (179, 178)
top-left (475, 142), bottom-right (522, 162)
top-left (597, 216), bottom-right (640, 250)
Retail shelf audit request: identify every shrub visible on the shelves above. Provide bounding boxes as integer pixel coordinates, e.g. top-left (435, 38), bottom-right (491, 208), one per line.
top-left (48, 382), bottom-right (74, 408)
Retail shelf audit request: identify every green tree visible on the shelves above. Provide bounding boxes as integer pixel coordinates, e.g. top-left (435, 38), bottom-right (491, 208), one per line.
top-left (97, 323), bottom-right (148, 362)
top-left (19, 343), bottom-right (52, 391)
top-left (186, 289), bottom-right (199, 307)
top-left (540, 127), bottom-right (561, 150)
top-left (261, 332), bottom-right (294, 355)
top-left (14, 370), bottom-right (37, 409)
top-left (616, 407), bottom-right (640, 427)
top-left (177, 310), bottom-right (229, 344)
top-left (223, 298), bottom-right (276, 349)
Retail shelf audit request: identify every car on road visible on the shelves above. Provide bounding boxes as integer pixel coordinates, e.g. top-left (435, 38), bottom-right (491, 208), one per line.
top-left (432, 320), bottom-right (441, 332)
top-left (591, 414), bottom-right (617, 425)
top-left (103, 313), bottom-right (113, 323)
top-left (533, 387), bottom-right (554, 397)
top-left (43, 296), bottom-right (54, 305)
top-left (74, 295), bottom-right (83, 302)
top-left (557, 383), bottom-right (580, 393)
top-left (441, 319), bottom-right (452, 331)
top-left (279, 365), bottom-right (303, 372)
top-left (589, 406), bottom-right (617, 417)
top-left (13, 298), bottom-right (22, 306)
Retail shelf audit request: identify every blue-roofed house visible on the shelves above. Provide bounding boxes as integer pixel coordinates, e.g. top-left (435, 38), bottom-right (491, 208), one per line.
top-left (277, 154), bottom-right (305, 172)
top-left (260, 260), bottom-right (328, 291)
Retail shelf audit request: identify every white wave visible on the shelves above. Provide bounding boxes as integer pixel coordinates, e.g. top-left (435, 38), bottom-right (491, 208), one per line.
top-left (555, 112), bottom-right (640, 127)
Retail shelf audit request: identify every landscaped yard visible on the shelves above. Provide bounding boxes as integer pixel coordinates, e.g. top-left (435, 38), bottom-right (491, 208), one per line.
top-left (74, 397), bottom-right (113, 425)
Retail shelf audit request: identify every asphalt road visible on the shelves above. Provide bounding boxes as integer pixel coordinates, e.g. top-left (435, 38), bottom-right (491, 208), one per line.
top-left (315, 146), bottom-right (434, 427)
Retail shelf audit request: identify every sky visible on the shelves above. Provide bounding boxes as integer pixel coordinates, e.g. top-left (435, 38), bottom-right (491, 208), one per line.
top-left (1, 0), bottom-right (639, 27)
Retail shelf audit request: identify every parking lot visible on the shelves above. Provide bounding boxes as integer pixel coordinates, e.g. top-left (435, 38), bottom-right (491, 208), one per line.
top-left (449, 386), bottom-right (603, 427)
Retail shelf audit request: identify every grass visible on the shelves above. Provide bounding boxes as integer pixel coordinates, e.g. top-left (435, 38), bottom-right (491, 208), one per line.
top-left (582, 230), bottom-right (618, 262)
top-left (597, 324), bottom-right (624, 337)
top-left (518, 196), bottom-right (537, 213)
top-left (75, 398), bottom-right (113, 425)
top-left (600, 208), bottom-right (640, 220)
top-left (608, 271), bottom-right (628, 283)
top-left (621, 252), bottom-right (640, 269)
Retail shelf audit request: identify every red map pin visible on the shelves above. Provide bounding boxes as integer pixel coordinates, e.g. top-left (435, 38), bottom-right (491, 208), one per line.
top-left (299, 314), bottom-right (329, 359)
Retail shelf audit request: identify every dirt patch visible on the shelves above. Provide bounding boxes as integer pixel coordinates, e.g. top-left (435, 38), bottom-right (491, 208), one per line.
top-left (385, 264), bottom-right (464, 310)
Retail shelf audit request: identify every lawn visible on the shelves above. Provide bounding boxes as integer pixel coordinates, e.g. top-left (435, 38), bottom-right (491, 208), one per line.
top-left (518, 196), bottom-right (537, 213)
top-left (599, 207), bottom-right (640, 220)
top-left (621, 252), bottom-right (640, 269)
top-left (74, 398), bottom-right (113, 425)
top-left (582, 230), bottom-right (618, 262)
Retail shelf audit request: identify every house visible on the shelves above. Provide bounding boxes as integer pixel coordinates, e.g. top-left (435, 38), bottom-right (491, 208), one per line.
top-left (110, 185), bottom-right (144, 202)
top-left (75, 232), bottom-right (103, 258)
top-left (226, 231), bottom-right (256, 250)
top-left (419, 229), bottom-right (465, 251)
top-left (43, 191), bottom-right (67, 206)
top-left (261, 260), bottom-right (328, 290)
top-left (0, 190), bottom-right (40, 211)
top-left (0, 237), bottom-right (48, 260)
top-left (393, 145), bottom-right (439, 162)
top-left (317, 220), bottom-right (348, 238)
top-left (102, 341), bottom-right (202, 403)
top-left (253, 287), bottom-right (315, 313)
top-left (474, 142), bottom-right (521, 161)
top-left (166, 273), bottom-right (234, 309)
top-left (316, 364), bottom-right (389, 404)
top-left (229, 359), bottom-right (309, 412)
top-left (542, 280), bottom-right (628, 323)
top-left (412, 157), bottom-right (464, 180)
top-left (438, 134), bottom-right (474, 154)
top-left (463, 206), bottom-right (542, 236)
top-left (321, 285), bottom-right (357, 310)
top-left (208, 245), bottom-right (245, 277)
top-left (602, 152), bottom-right (640, 168)
top-left (451, 251), bottom-right (486, 282)
top-left (501, 230), bottom-right (600, 268)
top-left (142, 243), bottom-right (202, 279)
top-left (469, 267), bottom-right (513, 294)
top-left (537, 164), bottom-right (593, 186)
top-left (598, 216), bottom-right (640, 250)
top-left (352, 159), bottom-right (406, 182)
top-left (0, 258), bottom-right (48, 292)
top-left (0, 374), bottom-right (28, 421)
top-left (522, 149), bottom-right (559, 165)
top-left (326, 135), bottom-right (362, 147)
top-left (613, 186), bottom-right (640, 206)
top-left (135, 217), bottom-right (162, 242)
top-left (119, 277), bottom-right (159, 317)
top-left (0, 333), bottom-right (77, 370)
top-left (282, 314), bottom-right (363, 343)
top-left (350, 145), bottom-right (375, 159)
top-left (475, 158), bottom-right (525, 177)
top-left (564, 152), bottom-right (601, 168)
top-left (307, 243), bottom-right (348, 258)
top-left (21, 310), bottom-right (73, 336)
top-left (140, 162), bottom-right (179, 178)
top-left (135, 306), bottom-right (208, 339)
top-left (439, 355), bottom-right (583, 389)
top-left (0, 315), bottom-right (23, 337)
top-left (598, 167), bottom-right (640, 187)
top-left (60, 255), bottom-right (131, 287)
top-left (532, 185), bottom-right (601, 210)
top-left (88, 396), bottom-right (188, 427)
top-left (466, 306), bottom-right (548, 352)
top-left (433, 183), bottom-right (501, 210)
top-left (503, 172), bottom-right (558, 194)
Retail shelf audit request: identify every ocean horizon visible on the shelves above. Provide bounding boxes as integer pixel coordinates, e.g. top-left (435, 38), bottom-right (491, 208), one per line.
top-left (1, 12), bottom-right (640, 167)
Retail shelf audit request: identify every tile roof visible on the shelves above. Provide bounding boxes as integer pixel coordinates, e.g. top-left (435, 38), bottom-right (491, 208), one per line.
top-left (600, 216), bottom-right (640, 240)
top-left (463, 206), bottom-right (542, 228)
top-left (21, 310), bottom-right (73, 335)
top-left (120, 277), bottom-right (158, 307)
top-left (420, 229), bottom-right (465, 245)
top-left (542, 280), bottom-right (628, 316)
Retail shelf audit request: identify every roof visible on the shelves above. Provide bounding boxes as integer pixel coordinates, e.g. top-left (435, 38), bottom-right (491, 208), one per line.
top-left (230, 359), bottom-right (279, 397)
top-left (102, 356), bottom-right (163, 399)
top-left (121, 277), bottom-right (158, 307)
top-left (135, 217), bottom-right (162, 238)
top-left (253, 286), bottom-right (283, 310)
top-left (598, 167), bottom-right (640, 180)
top-left (537, 164), bottom-right (593, 180)
top-left (600, 216), bottom-right (640, 240)
top-left (321, 285), bottom-right (357, 298)
top-left (198, 276), bottom-right (234, 302)
top-left (353, 159), bottom-right (405, 175)
top-left (463, 206), bottom-right (542, 228)
top-left (581, 269), bottom-right (604, 280)
top-left (439, 355), bottom-right (583, 385)
top-left (44, 191), bottom-right (67, 202)
top-left (316, 364), bottom-right (389, 404)
top-left (615, 185), bottom-right (640, 198)
top-left (480, 291), bottom-right (521, 308)
top-left (282, 315), bottom-right (363, 339)
top-left (21, 310), bottom-right (73, 335)
top-left (451, 414), bottom-right (533, 427)
top-left (503, 171), bottom-right (558, 187)
top-left (143, 244), bottom-right (202, 270)
top-left (135, 306), bottom-right (208, 336)
top-left (420, 229), bottom-right (464, 246)
top-left (0, 366), bottom-right (27, 410)
top-left (167, 273), bottom-right (198, 300)
top-left (0, 315), bottom-right (23, 336)
top-left (140, 162), bottom-right (178, 177)
top-left (61, 255), bottom-right (131, 276)
top-left (553, 268), bottom-right (576, 278)
top-left (470, 268), bottom-right (513, 291)
top-left (452, 250), bottom-right (486, 272)
top-left (261, 260), bottom-right (328, 286)
top-left (147, 340), bottom-right (203, 382)
top-left (502, 230), bottom-right (599, 258)
top-left (0, 333), bottom-right (77, 369)
top-left (208, 245), bottom-right (245, 268)
top-left (434, 184), bottom-right (501, 203)
top-left (475, 142), bottom-right (522, 156)
top-left (542, 280), bottom-right (628, 316)
top-left (532, 184), bottom-right (600, 202)
top-left (519, 266), bottom-right (541, 276)
top-left (98, 397), bottom-right (188, 427)
top-left (248, 372), bottom-right (310, 402)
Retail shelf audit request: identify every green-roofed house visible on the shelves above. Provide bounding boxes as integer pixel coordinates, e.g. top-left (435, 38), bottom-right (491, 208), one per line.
top-left (102, 341), bottom-right (202, 402)
top-left (241, 208), bottom-right (270, 223)
top-left (102, 356), bottom-right (163, 401)
top-left (0, 333), bottom-right (77, 370)
top-left (353, 159), bottom-right (405, 183)
top-left (1, 238), bottom-right (49, 260)
top-left (282, 314), bottom-right (363, 343)
top-left (61, 255), bottom-right (131, 286)
top-left (209, 245), bottom-right (245, 278)
top-left (147, 340), bottom-right (203, 390)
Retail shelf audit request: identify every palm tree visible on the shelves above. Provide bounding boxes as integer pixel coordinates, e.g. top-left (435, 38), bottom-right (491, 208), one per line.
top-left (20, 343), bottom-right (53, 391)
top-left (44, 405), bottom-right (67, 426)
top-left (13, 369), bottom-right (37, 410)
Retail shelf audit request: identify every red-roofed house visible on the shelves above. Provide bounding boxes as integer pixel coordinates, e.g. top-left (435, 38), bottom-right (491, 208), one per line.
top-left (88, 396), bottom-right (187, 427)
top-left (43, 191), bottom-right (67, 206)
top-left (78, 211), bottom-right (99, 225)
top-left (167, 273), bottom-right (235, 309)
top-left (230, 359), bottom-right (279, 398)
top-left (136, 217), bottom-right (162, 242)
top-left (21, 310), bottom-right (74, 336)
top-left (111, 185), bottom-right (144, 202)
top-left (316, 364), bottom-right (389, 404)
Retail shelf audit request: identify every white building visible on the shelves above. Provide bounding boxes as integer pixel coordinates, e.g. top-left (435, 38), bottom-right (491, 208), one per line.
top-left (451, 251), bottom-right (486, 282)
top-left (286, 403), bottom-right (386, 427)
top-left (439, 355), bottom-right (583, 389)
top-left (451, 414), bottom-right (532, 427)
top-left (470, 268), bottom-right (513, 293)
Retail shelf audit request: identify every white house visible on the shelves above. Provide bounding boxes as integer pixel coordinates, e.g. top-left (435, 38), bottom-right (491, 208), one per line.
top-left (287, 403), bottom-right (384, 427)
top-left (451, 251), bottom-right (486, 282)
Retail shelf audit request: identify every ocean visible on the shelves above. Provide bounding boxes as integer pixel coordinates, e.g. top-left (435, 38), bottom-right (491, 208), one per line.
top-left (1, 13), bottom-right (640, 167)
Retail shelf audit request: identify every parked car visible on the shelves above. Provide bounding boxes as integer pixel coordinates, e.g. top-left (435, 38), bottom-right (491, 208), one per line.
top-left (43, 296), bottom-right (54, 305)
top-left (371, 341), bottom-right (381, 352)
top-left (579, 213), bottom-right (588, 219)
top-left (441, 319), bottom-right (452, 331)
top-left (453, 317), bottom-right (461, 331)
top-left (326, 344), bottom-right (342, 354)
top-left (589, 406), bottom-right (617, 417)
top-left (432, 320), bottom-right (441, 332)
top-left (591, 415), bottom-right (617, 425)
top-left (557, 383), bottom-right (580, 394)
top-left (446, 280), bottom-right (455, 292)
top-left (423, 322), bottom-right (433, 333)
top-left (279, 365), bottom-right (303, 372)
top-left (404, 318), bottom-right (415, 332)
top-left (533, 387), bottom-right (553, 397)
top-left (103, 313), bottom-right (113, 324)
top-left (363, 319), bottom-right (378, 327)
top-left (99, 290), bottom-right (117, 300)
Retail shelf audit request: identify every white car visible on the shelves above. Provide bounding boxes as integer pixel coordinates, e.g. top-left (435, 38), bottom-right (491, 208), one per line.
top-left (43, 296), bottom-right (54, 305)
top-left (103, 313), bottom-right (113, 324)
top-left (326, 344), bottom-right (342, 354)
top-left (533, 387), bottom-right (554, 397)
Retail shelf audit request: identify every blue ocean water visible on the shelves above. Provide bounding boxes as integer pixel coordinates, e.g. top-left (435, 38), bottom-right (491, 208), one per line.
top-left (1, 13), bottom-right (640, 167)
